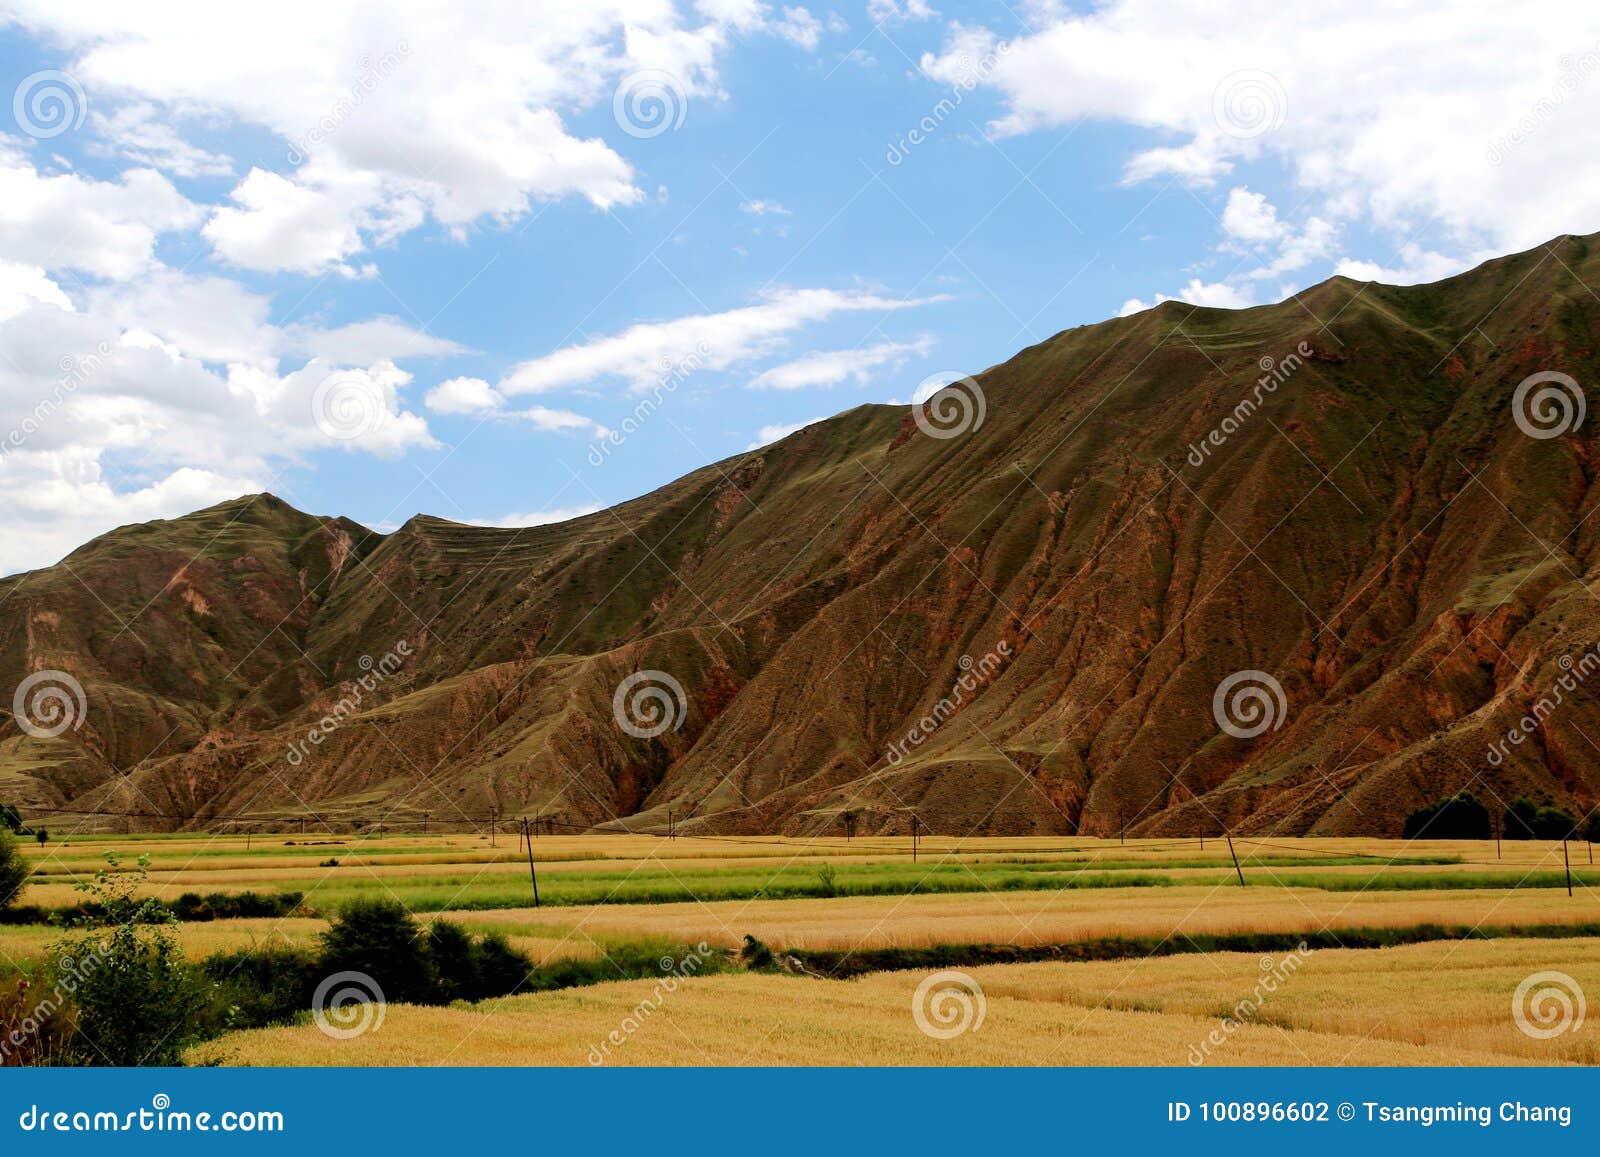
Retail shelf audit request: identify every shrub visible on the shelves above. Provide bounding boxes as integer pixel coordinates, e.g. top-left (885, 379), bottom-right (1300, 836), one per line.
top-left (1401, 792), bottom-right (1491, 839)
top-left (473, 933), bottom-right (531, 1000)
top-left (52, 854), bottom-right (202, 1066)
top-left (0, 829), bottom-right (26, 909)
top-left (1503, 797), bottom-right (1577, 840)
top-left (197, 949), bottom-right (320, 1031)
top-left (318, 899), bottom-right (434, 1004)
top-left (426, 921), bottom-right (479, 1002)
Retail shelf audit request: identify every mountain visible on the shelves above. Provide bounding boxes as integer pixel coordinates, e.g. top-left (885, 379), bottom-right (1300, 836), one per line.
top-left (5, 234), bottom-right (1600, 837)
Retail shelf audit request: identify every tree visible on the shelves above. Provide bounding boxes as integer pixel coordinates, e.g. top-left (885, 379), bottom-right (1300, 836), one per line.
top-left (0, 804), bottom-right (21, 833)
top-left (1401, 791), bottom-right (1490, 839)
top-left (0, 829), bottom-right (27, 909)
top-left (1502, 797), bottom-right (1577, 840)
top-left (34, 829), bottom-right (47, 847)
top-left (52, 853), bottom-right (201, 1066)
top-left (319, 898), bottom-right (435, 1004)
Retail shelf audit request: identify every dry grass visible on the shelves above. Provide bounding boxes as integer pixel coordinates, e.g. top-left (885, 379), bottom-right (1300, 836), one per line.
top-left (201, 937), bottom-right (1592, 1067)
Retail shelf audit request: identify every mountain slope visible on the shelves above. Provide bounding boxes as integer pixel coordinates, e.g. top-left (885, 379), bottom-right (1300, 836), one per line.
top-left (5, 234), bottom-right (1600, 836)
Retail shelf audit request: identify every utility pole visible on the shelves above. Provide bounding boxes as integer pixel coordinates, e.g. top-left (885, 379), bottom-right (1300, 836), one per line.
top-left (1227, 832), bottom-right (1245, 886)
top-left (911, 813), bottom-right (920, 862)
top-left (522, 818), bottom-right (540, 907)
top-left (1119, 805), bottom-right (1126, 846)
top-left (1564, 837), bottom-right (1573, 897)
top-left (489, 806), bottom-right (498, 847)
top-left (668, 809), bottom-right (674, 840)
top-left (422, 811), bottom-right (430, 834)
top-left (299, 814), bottom-right (307, 836)
top-left (1494, 814), bottom-right (1501, 860)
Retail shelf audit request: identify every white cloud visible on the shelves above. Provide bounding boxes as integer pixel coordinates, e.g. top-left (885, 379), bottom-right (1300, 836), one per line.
top-left (499, 287), bottom-right (950, 395)
top-left (426, 376), bottom-right (502, 415)
top-left (739, 198), bottom-right (792, 216)
top-left (1119, 278), bottom-right (1255, 316)
top-left (1221, 186), bottom-right (1282, 243)
top-left (746, 417), bottom-right (823, 449)
top-left (0, 153), bottom-right (199, 280)
top-left (465, 504), bottom-right (600, 528)
top-left (746, 336), bottom-right (934, 389)
top-left (868, 0), bottom-right (937, 22)
top-left (923, 2), bottom-right (1600, 254)
top-left (1334, 245), bottom-right (1478, 286)
top-left (774, 7), bottom-right (825, 50)
top-left (0, 261), bottom-right (72, 320)
top-left (202, 167), bottom-right (377, 277)
top-left (0, 458), bottom-right (261, 576)
top-left (6, 1), bottom-right (826, 274)
top-left (89, 103), bottom-right (233, 178)
top-left (424, 375), bottom-right (600, 434)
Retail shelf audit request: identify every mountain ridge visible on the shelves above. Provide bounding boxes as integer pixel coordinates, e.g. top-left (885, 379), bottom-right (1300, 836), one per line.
top-left (5, 232), bottom-right (1600, 837)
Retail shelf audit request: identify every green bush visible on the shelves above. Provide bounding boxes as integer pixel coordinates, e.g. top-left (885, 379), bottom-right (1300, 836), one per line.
top-left (1402, 792), bottom-right (1491, 839)
top-left (52, 854), bottom-right (202, 1066)
top-left (198, 949), bottom-right (320, 1031)
top-left (318, 899), bottom-right (435, 1003)
top-left (0, 829), bottom-right (26, 909)
top-left (1503, 797), bottom-right (1578, 840)
top-left (426, 920), bottom-right (479, 1002)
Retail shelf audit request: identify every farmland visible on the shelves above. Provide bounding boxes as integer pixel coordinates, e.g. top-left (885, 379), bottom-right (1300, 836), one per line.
top-left (2, 830), bottom-right (1597, 1066)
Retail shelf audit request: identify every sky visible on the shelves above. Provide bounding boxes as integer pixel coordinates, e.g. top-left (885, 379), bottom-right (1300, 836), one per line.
top-left (0, 0), bottom-right (1598, 575)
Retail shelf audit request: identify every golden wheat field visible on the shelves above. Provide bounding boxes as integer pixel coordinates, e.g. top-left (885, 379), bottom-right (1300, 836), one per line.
top-left (8, 831), bottom-right (1599, 1067)
top-left (195, 938), bottom-right (1599, 1067)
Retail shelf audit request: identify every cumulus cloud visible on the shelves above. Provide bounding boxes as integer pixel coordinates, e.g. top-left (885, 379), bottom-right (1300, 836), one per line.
top-left (921, 1), bottom-right (1600, 253)
top-left (6, 1), bottom-right (825, 275)
top-left (0, 152), bottom-right (199, 280)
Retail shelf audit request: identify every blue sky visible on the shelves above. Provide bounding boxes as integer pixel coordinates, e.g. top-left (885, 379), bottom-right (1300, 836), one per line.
top-left (0, 1), bottom-right (1595, 572)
